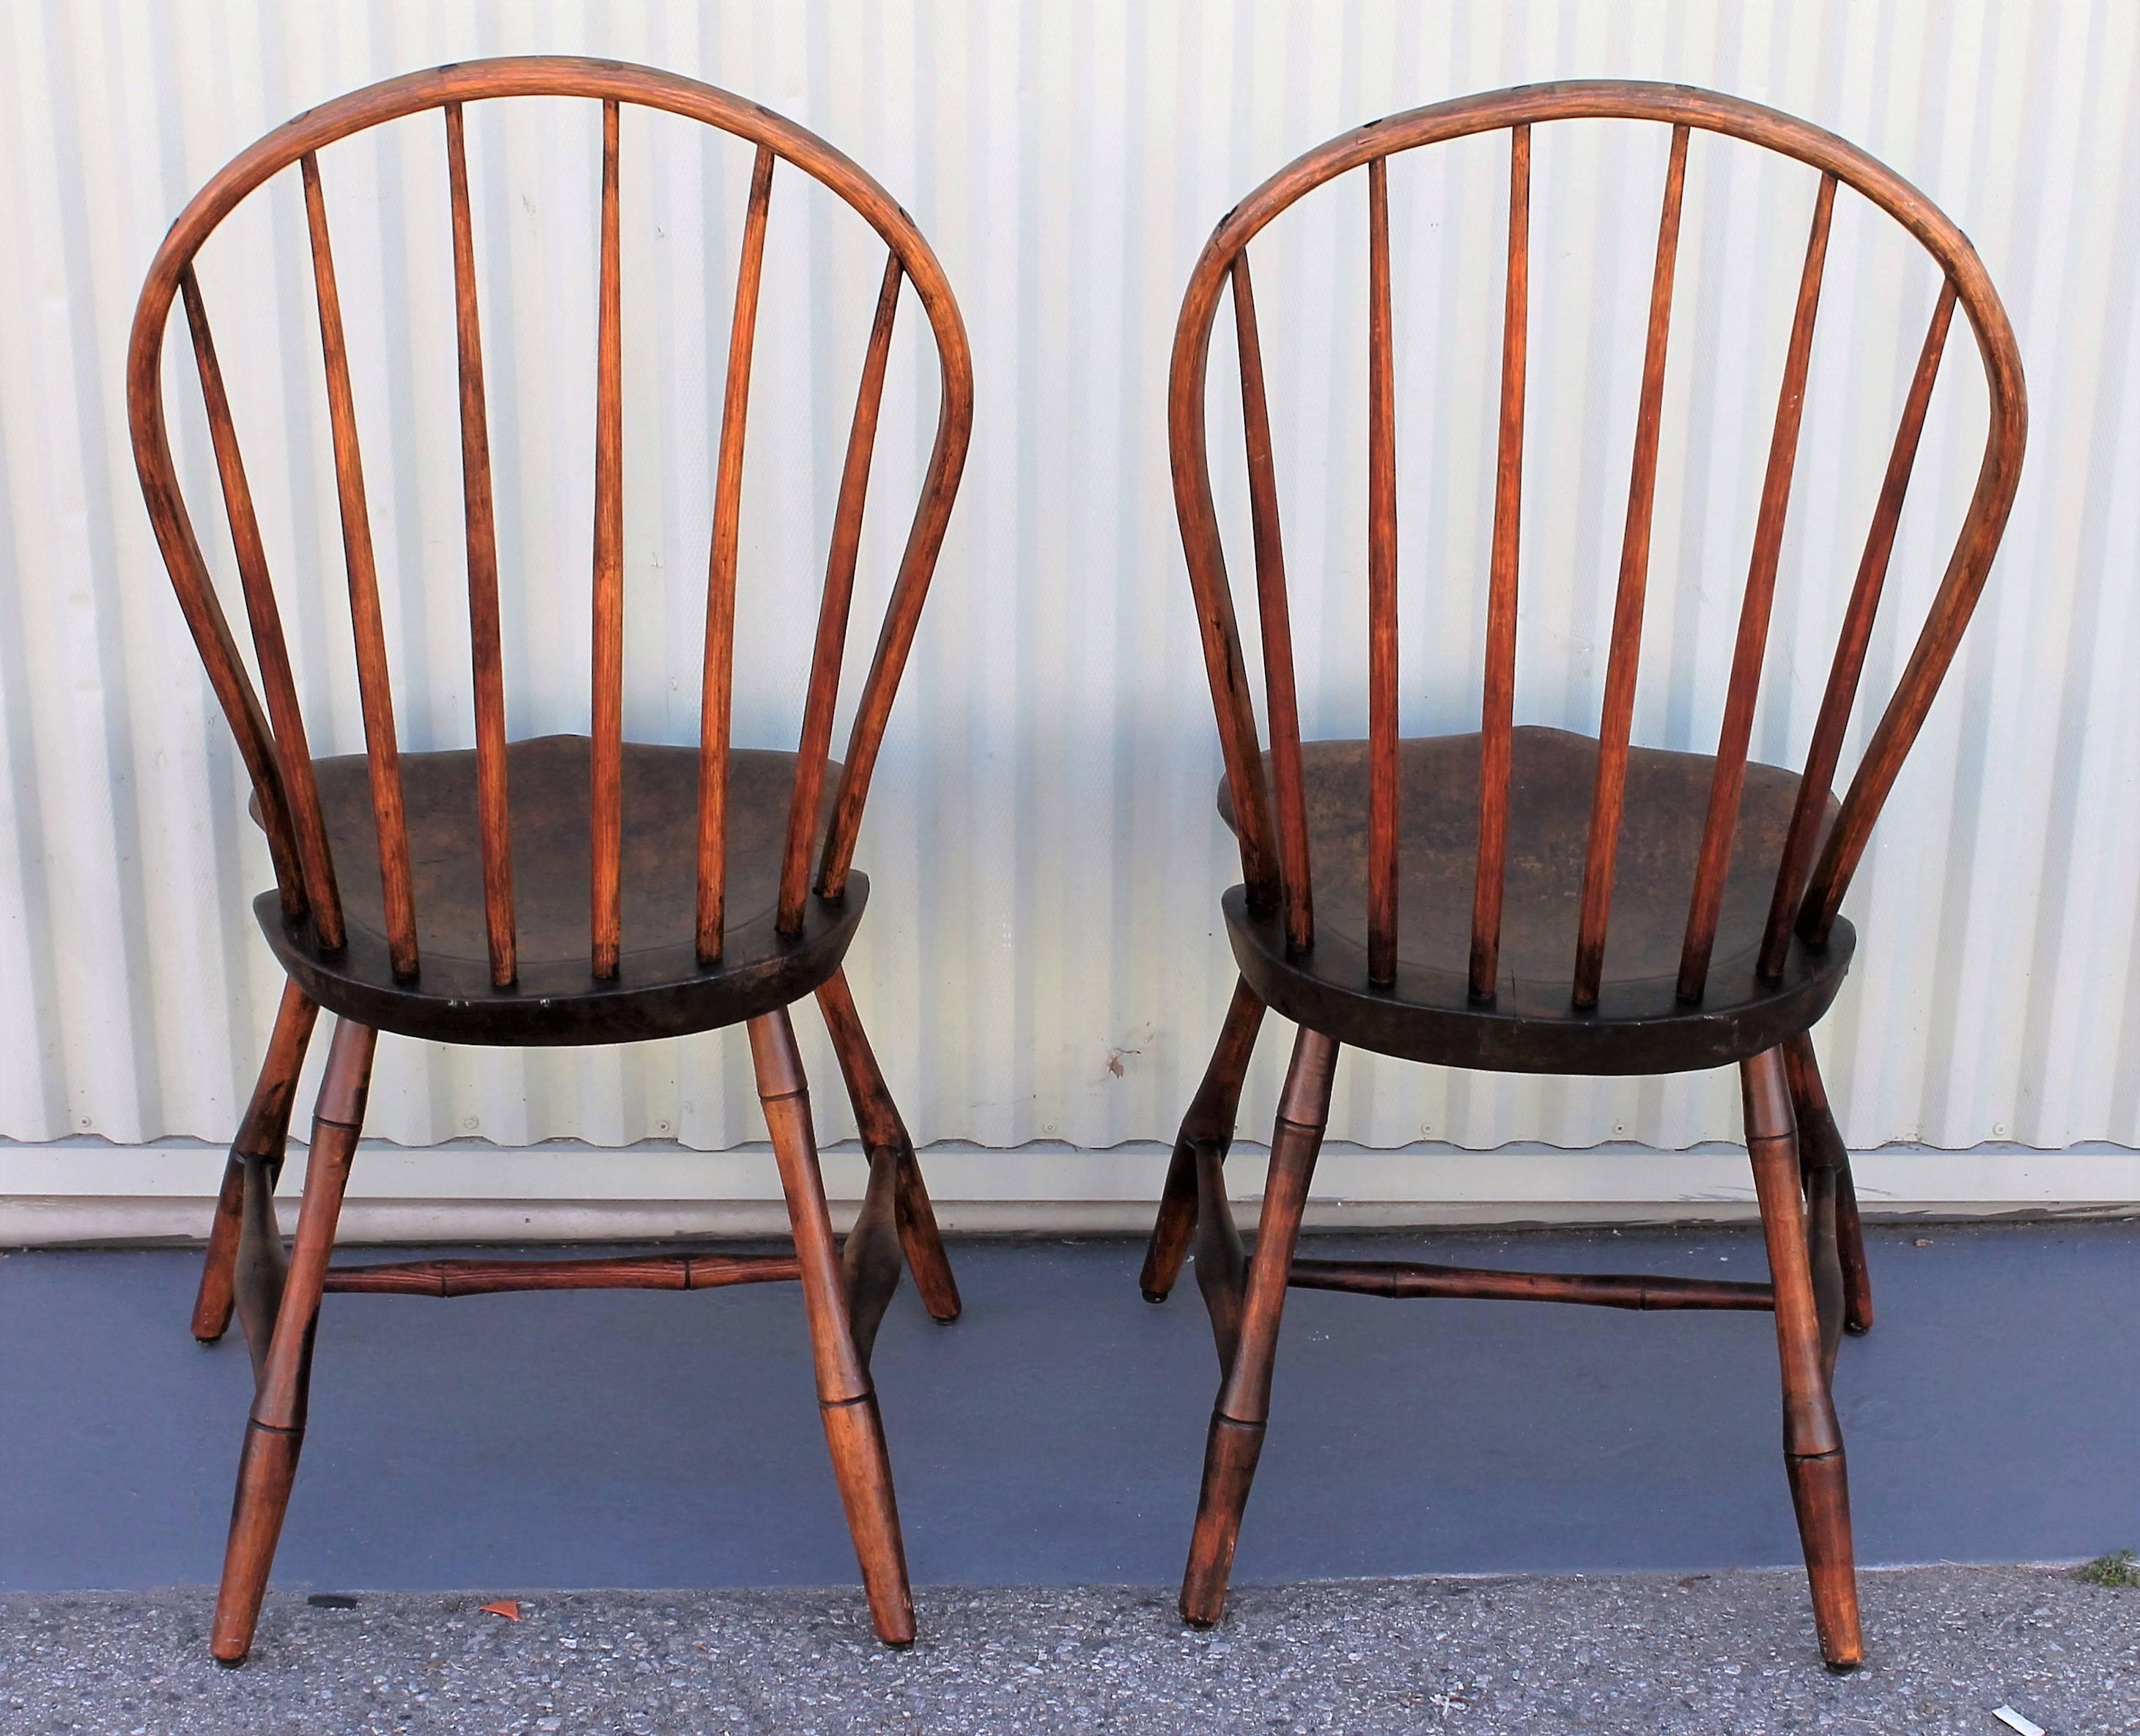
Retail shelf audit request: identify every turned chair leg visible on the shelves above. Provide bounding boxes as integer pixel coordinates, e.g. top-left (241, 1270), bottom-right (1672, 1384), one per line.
top-left (1744, 1046), bottom-right (1863, 1670)
top-left (816, 969), bottom-right (961, 1328)
top-left (1179, 1027), bottom-right (1338, 1628)
top-left (1141, 977), bottom-right (1266, 1302)
top-left (751, 1005), bottom-right (915, 1646)
top-left (1783, 1031), bottom-right (1872, 1334)
top-left (192, 982), bottom-right (320, 1342)
top-left (211, 1016), bottom-right (375, 1666)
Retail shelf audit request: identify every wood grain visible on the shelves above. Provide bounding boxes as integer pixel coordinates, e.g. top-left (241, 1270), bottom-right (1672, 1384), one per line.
top-left (1469, 123), bottom-right (1530, 1002)
top-left (782, 253), bottom-right (901, 934)
top-left (300, 152), bottom-right (417, 980)
top-left (1573, 122), bottom-right (1688, 1008)
top-left (696, 143), bottom-right (776, 964)
top-left (1678, 174), bottom-right (1835, 1002)
top-left (1231, 251), bottom-right (1313, 955)
top-left (1763, 282), bottom-right (1958, 975)
top-left (1289, 1258), bottom-right (1772, 1310)
top-left (444, 101), bottom-right (516, 987)
top-left (179, 267), bottom-right (340, 942)
top-left (591, 99), bottom-right (624, 978)
top-left (1365, 155), bottom-right (1400, 987)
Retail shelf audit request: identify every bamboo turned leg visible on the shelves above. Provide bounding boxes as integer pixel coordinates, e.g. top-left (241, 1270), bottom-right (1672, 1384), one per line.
top-left (1744, 1046), bottom-right (1862, 1669)
top-left (210, 1017), bottom-right (375, 1666)
top-left (192, 982), bottom-right (319, 1342)
top-left (1141, 977), bottom-right (1266, 1302)
top-left (751, 1006), bottom-right (915, 1646)
top-left (1180, 1027), bottom-right (1338, 1629)
top-left (1783, 1031), bottom-right (1872, 1334)
top-left (816, 969), bottom-right (961, 1325)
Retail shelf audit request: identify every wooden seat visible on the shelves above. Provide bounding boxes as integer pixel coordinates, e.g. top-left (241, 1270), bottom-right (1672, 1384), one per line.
top-left (128, 57), bottom-right (974, 1664)
top-left (258, 736), bottom-right (864, 1045)
top-left (1140, 81), bottom-right (2026, 1672)
top-left (1216, 728), bottom-right (1851, 1074)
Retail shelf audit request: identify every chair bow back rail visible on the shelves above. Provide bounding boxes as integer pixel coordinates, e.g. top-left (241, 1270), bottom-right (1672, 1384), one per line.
top-left (1141, 81), bottom-right (2025, 1671)
top-left (128, 56), bottom-right (973, 1665)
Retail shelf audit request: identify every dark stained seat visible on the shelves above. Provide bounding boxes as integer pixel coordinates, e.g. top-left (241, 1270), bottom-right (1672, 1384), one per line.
top-left (257, 736), bottom-right (864, 1045)
top-left (1216, 726), bottom-right (1851, 1074)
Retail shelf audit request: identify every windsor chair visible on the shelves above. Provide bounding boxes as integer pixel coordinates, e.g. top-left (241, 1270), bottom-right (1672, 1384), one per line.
top-left (128, 58), bottom-right (973, 1664)
top-left (1139, 82), bottom-right (2024, 1669)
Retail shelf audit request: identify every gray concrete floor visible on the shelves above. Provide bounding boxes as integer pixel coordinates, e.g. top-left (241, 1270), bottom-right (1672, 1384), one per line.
top-left (1, 1567), bottom-right (2134, 1734)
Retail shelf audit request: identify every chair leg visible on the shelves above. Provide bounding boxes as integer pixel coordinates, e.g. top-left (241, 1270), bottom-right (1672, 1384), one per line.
top-left (816, 969), bottom-right (961, 1324)
top-left (210, 1017), bottom-right (374, 1666)
top-left (192, 982), bottom-right (319, 1342)
top-left (842, 1147), bottom-right (904, 1370)
top-left (1744, 1046), bottom-right (1863, 1670)
top-left (1783, 1031), bottom-right (1872, 1334)
top-left (1192, 1134), bottom-right (1247, 1374)
top-left (751, 1006), bottom-right (915, 1647)
top-left (1141, 976), bottom-right (1266, 1302)
top-left (1180, 1027), bottom-right (1338, 1629)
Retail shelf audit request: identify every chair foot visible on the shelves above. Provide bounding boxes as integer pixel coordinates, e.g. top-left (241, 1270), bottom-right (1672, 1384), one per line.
top-left (1786, 1449), bottom-right (1864, 1669)
top-left (1837, 1161), bottom-right (1874, 1335)
top-left (820, 1394), bottom-right (917, 1646)
top-left (1180, 1412), bottom-right (1266, 1626)
top-left (1140, 977), bottom-right (1265, 1302)
top-left (210, 1420), bottom-right (303, 1664)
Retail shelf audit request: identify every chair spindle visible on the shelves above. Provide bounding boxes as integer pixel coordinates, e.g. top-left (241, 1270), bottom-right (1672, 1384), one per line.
top-left (1233, 250), bottom-right (1313, 955)
top-left (301, 151), bottom-right (418, 979)
top-left (1677, 173), bottom-right (1836, 1001)
top-left (1572, 122), bottom-right (1689, 1008)
top-left (445, 101), bottom-right (516, 987)
top-left (779, 251), bottom-right (901, 935)
top-left (1365, 155), bottom-right (1399, 987)
top-left (1469, 122), bottom-right (1530, 1002)
top-left (179, 266), bottom-right (343, 946)
top-left (1760, 279), bottom-right (1958, 978)
top-left (588, 100), bottom-right (625, 978)
top-left (696, 143), bottom-right (776, 965)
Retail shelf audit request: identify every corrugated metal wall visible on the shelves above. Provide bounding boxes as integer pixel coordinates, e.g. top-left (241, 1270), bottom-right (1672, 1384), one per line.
top-left (2, 0), bottom-right (2136, 1167)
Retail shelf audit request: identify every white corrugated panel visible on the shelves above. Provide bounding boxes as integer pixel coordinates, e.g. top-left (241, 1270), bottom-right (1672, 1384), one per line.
top-left (1, 1), bottom-right (2136, 1171)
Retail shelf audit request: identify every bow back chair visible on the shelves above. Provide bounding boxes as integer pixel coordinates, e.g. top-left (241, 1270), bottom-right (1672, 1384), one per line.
top-left (1140, 82), bottom-right (2024, 1669)
top-left (128, 57), bottom-right (973, 1663)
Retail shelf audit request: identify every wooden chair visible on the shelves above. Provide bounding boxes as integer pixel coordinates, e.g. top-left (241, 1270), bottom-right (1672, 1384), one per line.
top-left (126, 57), bottom-right (972, 1664)
top-left (1139, 82), bottom-right (2024, 1669)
